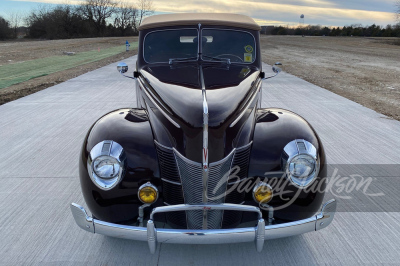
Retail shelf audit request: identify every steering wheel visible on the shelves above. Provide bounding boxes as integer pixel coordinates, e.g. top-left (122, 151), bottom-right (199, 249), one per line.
top-left (215, 54), bottom-right (244, 63)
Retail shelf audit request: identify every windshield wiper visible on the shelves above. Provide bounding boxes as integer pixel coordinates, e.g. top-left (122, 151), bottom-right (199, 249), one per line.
top-left (168, 55), bottom-right (231, 65)
top-left (169, 57), bottom-right (198, 65)
top-left (201, 55), bottom-right (231, 64)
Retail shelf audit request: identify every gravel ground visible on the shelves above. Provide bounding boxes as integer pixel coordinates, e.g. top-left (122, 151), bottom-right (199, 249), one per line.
top-left (261, 36), bottom-right (400, 120)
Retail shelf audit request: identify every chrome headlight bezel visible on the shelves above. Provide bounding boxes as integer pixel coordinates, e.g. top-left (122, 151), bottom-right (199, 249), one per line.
top-left (282, 139), bottom-right (320, 188)
top-left (87, 140), bottom-right (126, 191)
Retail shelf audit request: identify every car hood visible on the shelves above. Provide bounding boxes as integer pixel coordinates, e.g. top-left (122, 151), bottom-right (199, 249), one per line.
top-left (140, 64), bottom-right (260, 128)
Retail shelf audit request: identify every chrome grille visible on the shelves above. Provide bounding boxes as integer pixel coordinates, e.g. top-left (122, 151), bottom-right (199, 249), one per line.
top-left (155, 140), bottom-right (252, 229)
top-left (230, 141), bottom-right (253, 182)
top-left (223, 142), bottom-right (252, 228)
top-left (155, 142), bottom-right (181, 183)
top-left (174, 151), bottom-right (203, 229)
top-left (206, 151), bottom-right (235, 229)
top-left (155, 142), bottom-right (186, 227)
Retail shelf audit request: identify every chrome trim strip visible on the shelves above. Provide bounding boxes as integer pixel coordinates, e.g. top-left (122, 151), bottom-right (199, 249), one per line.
top-left (71, 200), bottom-right (337, 253)
top-left (138, 77), bottom-right (181, 128)
top-left (235, 140), bottom-right (253, 152)
top-left (209, 148), bottom-right (235, 167)
top-left (172, 148), bottom-right (202, 167)
top-left (154, 140), bottom-right (173, 151)
top-left (200, 65), bottom-right (209, 229)
top-left (161, 178), bottom-right (182, 186)
top-left (228, 178), bottom-right (248, 185)
top-left (229, 82), bottom-right (261, 128)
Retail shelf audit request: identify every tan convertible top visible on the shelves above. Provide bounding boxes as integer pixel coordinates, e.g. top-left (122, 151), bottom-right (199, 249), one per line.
top-left (138, 13), bottom-right (261, 31)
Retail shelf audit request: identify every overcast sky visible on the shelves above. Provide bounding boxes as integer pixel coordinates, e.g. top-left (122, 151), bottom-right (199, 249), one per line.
top-left (0, 0), bottom-right (397, 27)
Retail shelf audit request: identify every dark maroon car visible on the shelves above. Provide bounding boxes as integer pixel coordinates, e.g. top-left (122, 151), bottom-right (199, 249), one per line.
top-left (71, 13), bottom-right (336, 253)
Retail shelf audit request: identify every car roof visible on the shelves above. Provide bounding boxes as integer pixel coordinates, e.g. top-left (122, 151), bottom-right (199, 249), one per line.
top-left (138, 13), bottom-right (261, 31)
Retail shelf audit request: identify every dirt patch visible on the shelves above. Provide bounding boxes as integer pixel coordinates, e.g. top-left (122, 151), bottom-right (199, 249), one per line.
top-left (0, 37), bottom-right (138, 105)
top-left (261, 36), bottom-right (400, 120)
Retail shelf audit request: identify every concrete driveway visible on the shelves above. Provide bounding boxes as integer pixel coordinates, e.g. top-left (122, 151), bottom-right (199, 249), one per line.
top-left (0, 56), bottom-right (399, 265)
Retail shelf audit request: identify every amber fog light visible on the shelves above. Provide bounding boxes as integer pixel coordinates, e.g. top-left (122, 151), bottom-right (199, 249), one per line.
top-left (253, 182), bottom-right (273, 204)
top-left (138, 182), bottom-right (158, 204)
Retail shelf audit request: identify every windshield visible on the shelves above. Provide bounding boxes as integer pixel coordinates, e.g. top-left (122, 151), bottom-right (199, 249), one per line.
top-left (201, 29), bottom-right (256, 63)
top-left (144, 29), bottom-right (198, 63)
top-left (143, 28), bottom-right (256, 64)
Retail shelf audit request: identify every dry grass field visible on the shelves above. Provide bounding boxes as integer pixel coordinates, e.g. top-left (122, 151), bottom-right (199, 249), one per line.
top-left (0, 37), bottom-right (138, 105)
top-left (261, 36), bottom-right (400, 120)
top-left (0, 36), bottom-right (399, 120)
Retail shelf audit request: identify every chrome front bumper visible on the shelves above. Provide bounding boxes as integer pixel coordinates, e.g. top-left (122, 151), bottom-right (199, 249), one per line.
top-left (71, 199), bottom-right (336, 253)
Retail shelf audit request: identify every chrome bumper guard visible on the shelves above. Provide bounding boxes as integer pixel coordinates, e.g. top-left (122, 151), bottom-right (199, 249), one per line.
top-left (71, 199), bottom-right (336, 253)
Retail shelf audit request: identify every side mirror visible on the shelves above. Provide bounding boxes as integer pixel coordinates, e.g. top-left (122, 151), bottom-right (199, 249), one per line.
top-left (261, 62), bottom-right (283, 80)
top-left (133, 71), bottom-right (140, 78)
top-left (272, 62), bottom-right (282, 74)
top-left (117, 62), bottom-right (128, 73)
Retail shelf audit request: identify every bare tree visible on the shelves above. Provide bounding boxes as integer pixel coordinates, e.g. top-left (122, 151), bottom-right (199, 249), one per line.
top-left (136, 0), bottom-right (153, 29)
top-left (9, 12), bottom-right (23, 38)
top-left (0, 16), bottom-right (12, 40)
top-left (79, 0), bottom-right (118, 36)
top-left (114, 1), bottom-right (138, 35)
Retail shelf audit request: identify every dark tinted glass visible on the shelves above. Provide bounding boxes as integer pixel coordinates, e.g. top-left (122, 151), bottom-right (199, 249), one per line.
top-left (201, 29), bottom-right (256, 63)
top-left (144, 29), bottom-right (198, 63)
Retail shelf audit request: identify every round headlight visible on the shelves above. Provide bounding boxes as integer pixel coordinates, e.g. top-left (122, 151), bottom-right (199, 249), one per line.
top-left (93, 156), bottom-right (121, 179)
top-left (88, 140), bottom-right (125, 190)
top-left (253, 182), bottom-right (273, 204)
top-left (289, 154), bottom-right (315, 178)
top-left (138, 182), bottom-right (158, 204)
top-left (287, 154), bottom-right (318, 187)
top-left (282, 139), bottom-right (319, 188)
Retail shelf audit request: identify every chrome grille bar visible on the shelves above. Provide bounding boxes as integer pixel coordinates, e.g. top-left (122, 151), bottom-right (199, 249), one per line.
top-left (200, 65), bottom-right (209, 229)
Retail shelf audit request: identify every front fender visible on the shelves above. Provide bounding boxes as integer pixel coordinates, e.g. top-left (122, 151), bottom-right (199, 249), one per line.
top-left (79, 108), bottom-right (160, 223)
top-left (249, 108), bottom-right (327, 221)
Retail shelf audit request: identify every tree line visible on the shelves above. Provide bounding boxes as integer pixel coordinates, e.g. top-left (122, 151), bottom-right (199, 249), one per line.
top-left (0, 0), bottom-right (153, 40)
top-left (1, 1), bottom-right (400, 40)
top-left (266, 24), bottom-right (400, 37)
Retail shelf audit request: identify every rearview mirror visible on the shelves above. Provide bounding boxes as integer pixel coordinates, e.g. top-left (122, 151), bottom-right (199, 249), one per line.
top-left (117, 62), bottom-right (128, 73)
